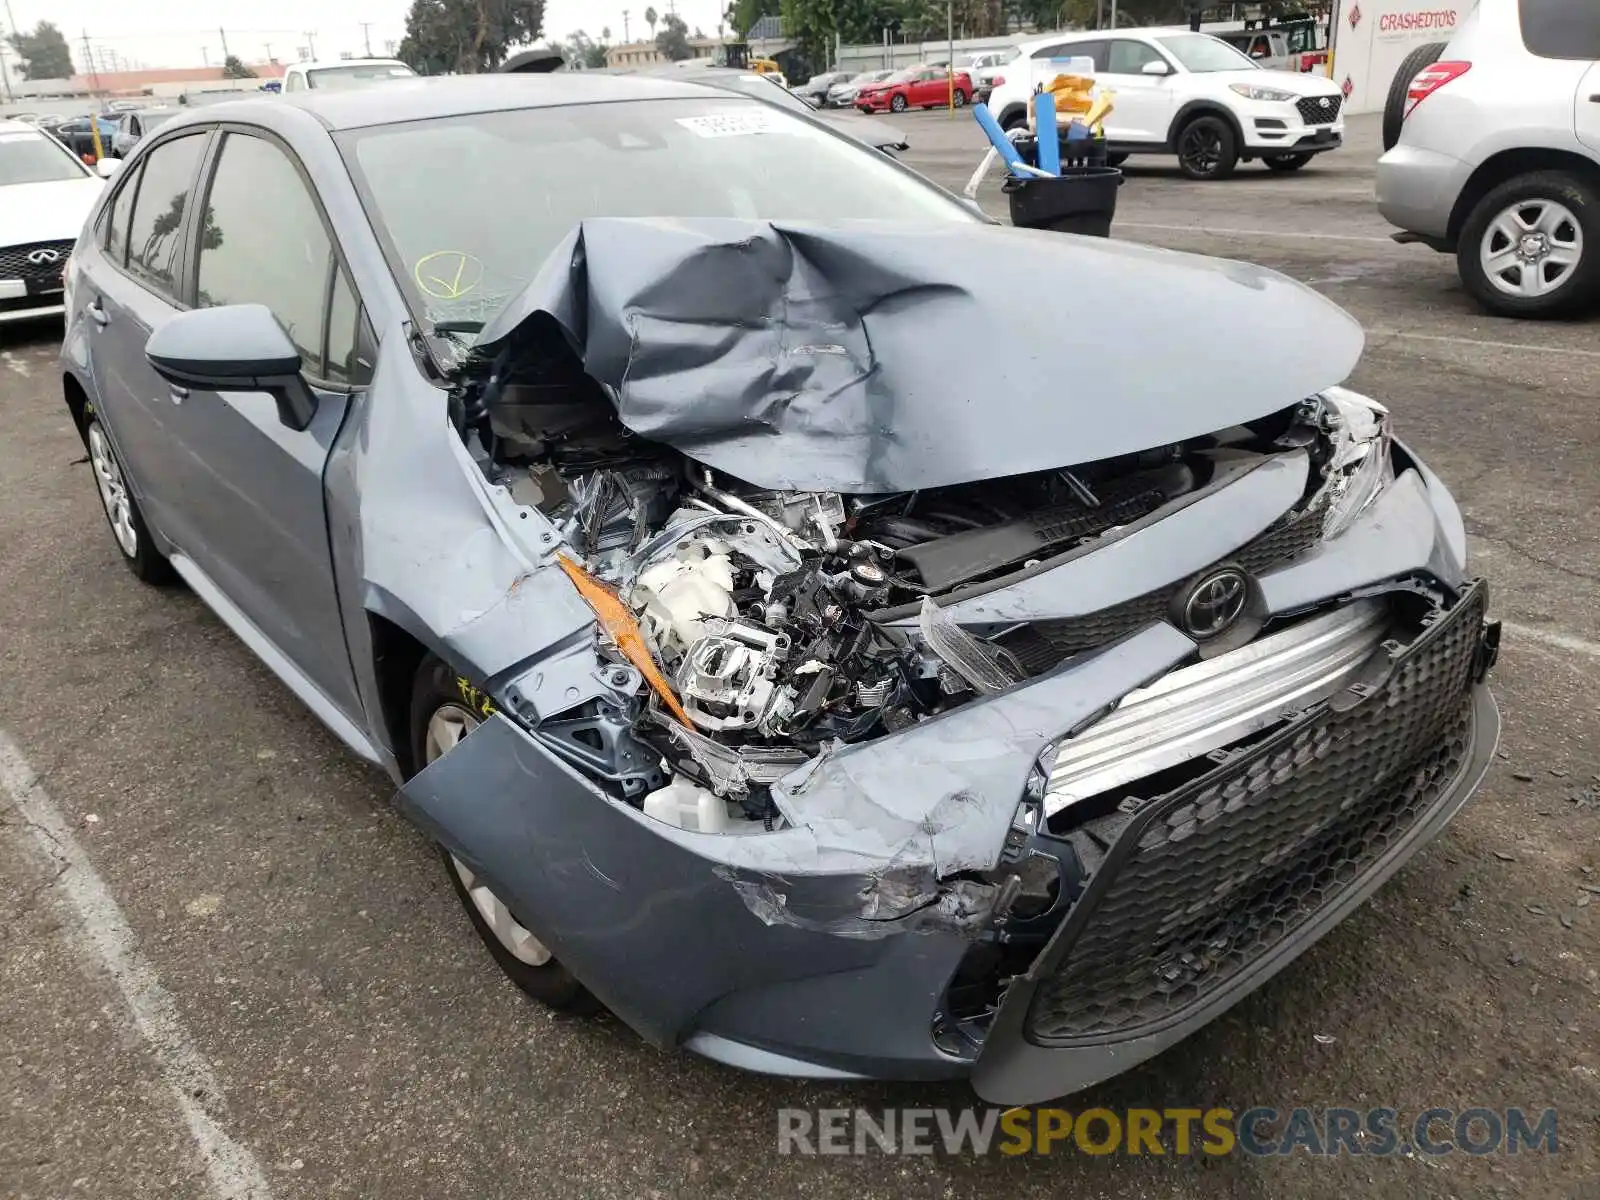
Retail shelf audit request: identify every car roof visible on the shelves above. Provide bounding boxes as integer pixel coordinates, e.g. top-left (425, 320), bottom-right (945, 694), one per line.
top-left (0, 118), bottom-right (46, 135)
top-left (189, 73), bottom-right (734, 131)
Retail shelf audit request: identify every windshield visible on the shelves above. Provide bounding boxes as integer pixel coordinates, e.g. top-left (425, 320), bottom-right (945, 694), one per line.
top-left (1156, 34), bottom-right (1258, 71)
top-left (142, 111), bottom-right (177, 130)
top-left (307, 62), bottom-right (416, 89)
top-left (884, 69), bottom-right (916, 83)
top-left (0, 130), bottom-right (89, 184)
top-left (709, 72), bottom-right (815, 112)
top-left (340, 97), bottom-right (976, 329)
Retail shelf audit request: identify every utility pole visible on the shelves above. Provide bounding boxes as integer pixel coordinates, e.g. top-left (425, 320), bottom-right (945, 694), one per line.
top-left (1109, 0), bottom-right (1117, 29)
top-left (305, 30), bottom-right (318, 59)
top-left (360, 22), bottom-right (373, 55)
top-left (264, 41), bottom-right (273, 62)
top-left (622, 9), bottom-right (631, 42)
top-left (202, 46), bottom-right (210, 66)
top-left (218, 26), bottom-right (231, 60)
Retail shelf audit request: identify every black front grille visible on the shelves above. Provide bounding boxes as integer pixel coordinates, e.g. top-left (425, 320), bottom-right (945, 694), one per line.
top-left (1297, 94), bottom-right (1342, 126)
top-left (1024, 585), bottom-right (1486, 1045)
top-left (0, 239), bottom-right (73, 287)
top-left (996, 495), bottom-right (1329, 668)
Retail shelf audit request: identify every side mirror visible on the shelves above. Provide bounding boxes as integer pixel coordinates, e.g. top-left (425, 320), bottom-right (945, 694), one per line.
top-left (145, 304), bottom-right (318, 431)
top-left (96, 157), bottom-right (122, 179)
top-left (1141, 59), bottom-right (1172, 76)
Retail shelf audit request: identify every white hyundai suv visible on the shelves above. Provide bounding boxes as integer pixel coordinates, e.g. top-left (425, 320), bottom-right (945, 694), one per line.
top-left (985, 28), bottom-right (1346, 180)
top-left (1376, 0), bottom-right (1600, 318)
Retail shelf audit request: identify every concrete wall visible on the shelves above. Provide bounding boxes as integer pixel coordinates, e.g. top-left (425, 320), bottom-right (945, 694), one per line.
top-left (835, 30), bottom-right (1069, 73)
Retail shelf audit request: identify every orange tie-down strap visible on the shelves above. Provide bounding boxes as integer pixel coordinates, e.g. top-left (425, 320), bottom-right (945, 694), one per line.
top-left (556, 554), bottom-right (693, 727)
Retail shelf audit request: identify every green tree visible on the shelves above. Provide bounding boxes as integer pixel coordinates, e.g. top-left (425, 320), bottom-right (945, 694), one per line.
top-left (397, 0), bottom-right (545, 74)
top-left (645, 6), bottom-right (659, 36)
top-left (565, 29), bottom-right (611, 68)
top-left (655, 12), bottom-right (693, 59)
top-left (221, 54), bottom-right (257, 78)
top-left (728, 0), bottom-right (766, 37)
top-left (7, 20), bottom-right (74, 80)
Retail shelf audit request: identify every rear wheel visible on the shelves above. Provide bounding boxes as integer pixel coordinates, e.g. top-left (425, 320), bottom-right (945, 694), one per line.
top-left (1383, 42), bottom-right (1445, 151)
top-left (85, 417), bottom-right (174, 584)
top-left (1457, 171), bottom-right (1600, 319)
top-left (952, 89), bottom-right (968, 107)
top-left (1175, 115), bottom-right (1238, 181)
top-left (1264, 153), bottom-right (1314, 172)
top-left (409, 655), bottom-right (596, 1011)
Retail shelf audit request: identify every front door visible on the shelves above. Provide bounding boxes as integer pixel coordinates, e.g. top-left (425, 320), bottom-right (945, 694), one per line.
top-left (1578, 62), bottom-right (1600, 155)
top-left (159, 127), bottom-right (370, 719)
top-left (1098, 39), bottom-right (1177, 145)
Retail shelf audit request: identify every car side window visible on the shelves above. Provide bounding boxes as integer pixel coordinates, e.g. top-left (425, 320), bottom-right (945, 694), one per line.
top-left (1036, 40), bottom-right (1106, 70)
top-left (1105, 40), bottom-right (1164, 74)
top-left (102, 160), bottom-right (143, 267)
top-left (124, 134), bottom-right (207, 297)
top-left (196, 131), bottom-right (367, 385)
top-left (1519, 0), bottom-right (1600, 60)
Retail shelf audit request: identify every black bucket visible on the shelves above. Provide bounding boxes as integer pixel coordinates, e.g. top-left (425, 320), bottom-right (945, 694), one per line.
top-left (1004, 166), bottom-right (1124, 238)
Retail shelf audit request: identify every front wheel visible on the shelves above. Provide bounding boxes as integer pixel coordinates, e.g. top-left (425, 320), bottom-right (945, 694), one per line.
top-left (1457, 170), bottom-right (1600, 319)
top-left (1264, 153), bottom-right (1314, 172)
top-left (890, 92), bottom-right (908, 113)
top-left (1175, 115), bottom-right (1238, 181)
top-left (409, 655), bottom-right (596, 1012)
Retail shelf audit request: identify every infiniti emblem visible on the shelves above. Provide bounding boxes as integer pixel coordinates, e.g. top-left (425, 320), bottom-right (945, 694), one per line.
top-left (1181, 568), bottom-right (1249, 639)
top-left (26, 248), bottom-right (61, 265)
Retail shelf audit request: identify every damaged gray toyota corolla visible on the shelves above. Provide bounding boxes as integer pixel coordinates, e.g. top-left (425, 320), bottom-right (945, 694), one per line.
top-left (60, 75), bottom-right (1500, 1105)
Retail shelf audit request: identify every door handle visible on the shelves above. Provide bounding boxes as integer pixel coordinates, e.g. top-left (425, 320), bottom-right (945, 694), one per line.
top-left (1590, 94), bottom-right (1600, 103)
top-left (169, 386), bottom-right (188, 404)
top-left (86, 299), bottom-right (109, 326)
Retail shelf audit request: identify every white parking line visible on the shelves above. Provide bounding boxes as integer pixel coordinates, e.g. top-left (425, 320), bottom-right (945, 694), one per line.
top-left (1119, 221), bottom-right (1396, 244)
top-left (1367, 330), bottom-right (1600, 360)
top-left (0, 731), bottom-right (273, 1200)
top-left (1501, 622), bottom-right (1600, 661)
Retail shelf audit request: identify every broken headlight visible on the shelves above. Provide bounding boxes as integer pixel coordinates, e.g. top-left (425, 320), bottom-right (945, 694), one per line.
top-left (1318, 387), bottom-right (1394, 540)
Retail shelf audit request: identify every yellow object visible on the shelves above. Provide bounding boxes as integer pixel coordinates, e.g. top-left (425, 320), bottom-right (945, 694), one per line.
top-left (1081, 92), bottom-right (1115, 134)
top-left (556, 555), bottom-right (693, 727)
top-left (749, 58), bottom-right (782, 76)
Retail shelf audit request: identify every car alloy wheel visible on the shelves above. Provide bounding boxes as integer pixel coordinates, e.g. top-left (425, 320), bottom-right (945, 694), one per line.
top-left (890, 93), bottom-right (907, 113)
top-left (1179, 125), bottom-right (1223, 177)
top-left (424, 703), bottom-right (553, 967)
top-left (88, 421), bottom-right (138, 558)
top-left (1479, 198), bottom-right (1584, 301)
top-left (953, 89), bottom-right (967, 107)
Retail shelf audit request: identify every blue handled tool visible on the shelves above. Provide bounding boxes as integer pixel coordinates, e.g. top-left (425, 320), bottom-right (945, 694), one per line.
top-left (1033, 92), bottom-right (1060, 175)
top-left (972, 102), bottom-right (1029, 177)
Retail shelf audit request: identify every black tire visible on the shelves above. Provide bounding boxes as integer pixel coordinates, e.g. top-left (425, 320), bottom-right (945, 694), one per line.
top-left (1382, 42), bottom-right (1445, 152)
top-left (1264, 153), bottom-right (1314, 172)
top-left (1105, 152), bottom-right (1129, 167)
top-left (408, 655), bottom-right (597, 1012)
top-left (889, 92), bottom-right (908, 113)
top-left (1456, 170), bottom-right (1600, 319)
top-left (1175, 114), bottom-right (1238, 181)
top-left (84, 416), bottom-right (175, 584)
top-left (1000, 107), bottom-right (1029, 133)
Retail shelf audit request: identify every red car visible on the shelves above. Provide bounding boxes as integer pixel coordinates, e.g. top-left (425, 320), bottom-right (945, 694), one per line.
top-left (856, 65), bottom-right (973, 113)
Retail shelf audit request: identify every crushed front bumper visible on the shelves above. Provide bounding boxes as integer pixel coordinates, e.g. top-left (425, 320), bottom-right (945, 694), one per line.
top-left (972, 579), bottom-right (1500, 1103)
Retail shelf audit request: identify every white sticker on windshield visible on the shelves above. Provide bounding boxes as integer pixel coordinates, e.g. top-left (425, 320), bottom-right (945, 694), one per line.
top-left (676, 111), bottom-right (786, 138)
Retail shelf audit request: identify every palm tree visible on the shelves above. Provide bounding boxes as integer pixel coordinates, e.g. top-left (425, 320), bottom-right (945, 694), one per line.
top-left (644, 6), bottom-right (658, 38)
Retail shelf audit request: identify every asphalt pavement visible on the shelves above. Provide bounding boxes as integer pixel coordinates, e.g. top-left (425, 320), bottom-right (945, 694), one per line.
top-left (1, 111), bottom-right (1597, 1200)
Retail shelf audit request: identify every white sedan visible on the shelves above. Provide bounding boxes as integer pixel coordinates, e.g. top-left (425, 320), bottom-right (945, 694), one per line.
top-left (0, 119), bottom-right (108, 322)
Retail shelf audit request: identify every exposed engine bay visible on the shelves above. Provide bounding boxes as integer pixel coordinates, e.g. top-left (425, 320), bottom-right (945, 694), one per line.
top-left (450, 324), bottom-right (1388, 834)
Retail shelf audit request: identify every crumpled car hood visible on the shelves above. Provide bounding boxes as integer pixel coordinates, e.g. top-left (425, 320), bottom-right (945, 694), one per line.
top-left (475, 218), bottom-right (1364, 492)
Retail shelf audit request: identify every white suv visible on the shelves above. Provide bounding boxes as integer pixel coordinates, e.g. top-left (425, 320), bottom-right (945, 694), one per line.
top-left (985, 28), bottom-right (1346, 180)
top-left (1376, 0), bottom-right (1600, 318)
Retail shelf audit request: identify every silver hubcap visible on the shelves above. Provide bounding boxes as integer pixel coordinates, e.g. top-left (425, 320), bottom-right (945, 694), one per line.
top-left (1481, 198), bottom-right (1583, 299)
top-left (87, 423), bottom-right (138, 558)
top-left (425, 704), bottom-right (553, 967)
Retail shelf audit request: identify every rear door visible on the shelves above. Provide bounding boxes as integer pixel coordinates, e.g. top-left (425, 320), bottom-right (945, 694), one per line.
top-left (162, 126), bottom-right (370, 717)
top-left (82, 131), bottom-right (212, 551)
top-left (1098, 38), bottom-right (1177, 144)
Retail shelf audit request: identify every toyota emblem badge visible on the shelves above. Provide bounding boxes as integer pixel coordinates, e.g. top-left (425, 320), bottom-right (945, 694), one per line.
top-left (1180, 568), bottom-right (1249, 639)
top-left (26, 248), bottom-right (61, 265)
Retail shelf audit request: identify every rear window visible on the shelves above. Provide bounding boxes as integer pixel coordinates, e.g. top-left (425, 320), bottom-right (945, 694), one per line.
top-left (1519, 0), bottom-right (1600, 59)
